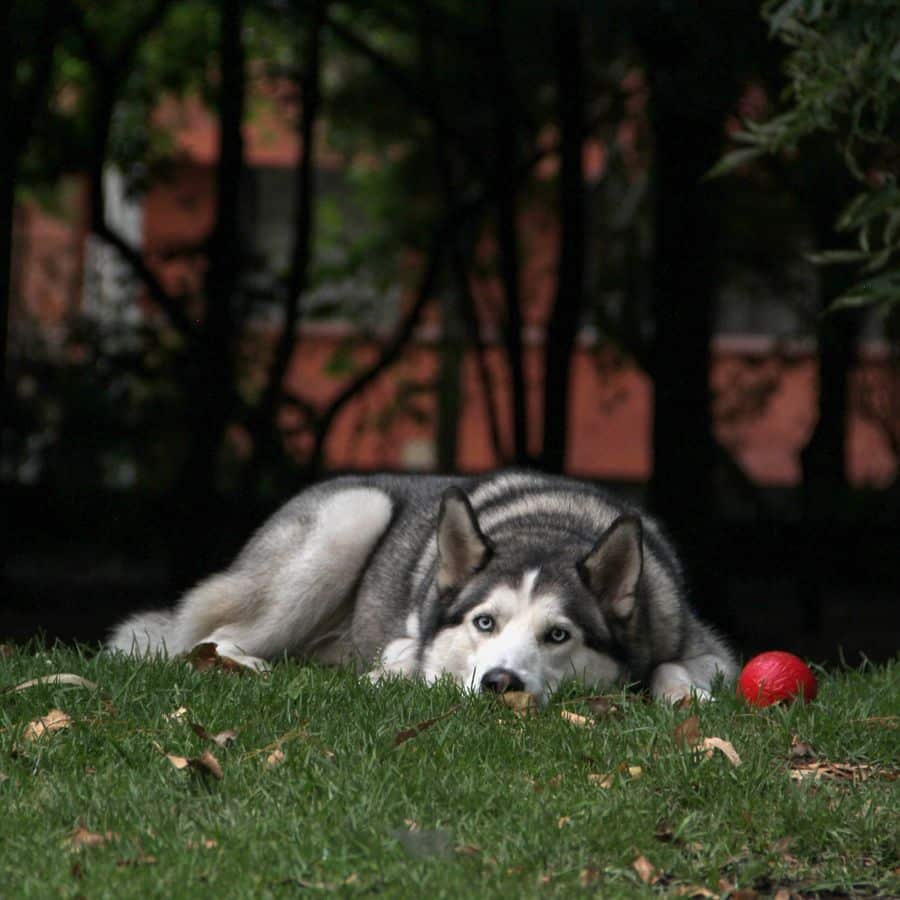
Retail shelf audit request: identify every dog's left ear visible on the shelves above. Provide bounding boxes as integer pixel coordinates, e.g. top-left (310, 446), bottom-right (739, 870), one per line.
top-left (436, 487), bottom-right (492, 593)
top-left (578, 516), bottom-right (643, 620)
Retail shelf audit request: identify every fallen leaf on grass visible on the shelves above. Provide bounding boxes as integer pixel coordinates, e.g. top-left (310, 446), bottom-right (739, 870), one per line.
top-left (191, 723), bottom-right (238, 747)
top-left (632, 854), bottom-right (660, 885)
top-left (772, 890), bottom-right (792, 900)
top-left (186, 838), bottom-right (218, 850)
top-left (557, 816), bottom-right (571, 829)
top-left (579, 866), bottom-right (600, 886)
top-left (562, 694), bottom-right (622, 717)
top-left (455, 843), bottom-right (480, 857)
top-left (789, 736), bottom-right (815, 760)
top-left (163, 706), bottom-right (189, 722)
top-left (184, 642), bottom-right (254, 674)
top-left (672, 886), bottom-right (717, 898)
top-left (6, 674), bottom-right (98, 694)
top-left (266, 748), bottom-right (286, 768)
top-left (116, 852), bottom-right (157, 867)
top-left (700, 737), bottom-right (741, 767)
top-left (674, 714), bottom-right (702, 749)
top-left (67, 824), bottom-right (119, 851)
top-left (587, 773), bottom-right (614, 788)
top-left (560, 710), bottom-right (594, 727)
top-left (393, 704), bottom-right (461, 746)
top-left (854, 715), bottom-right (899, 728)
top-left (23, 708), bottom-right (72, 741)
top-left (497, 691), bottom-right (537, 716)
top-left (789, 760), bottom-right (898, 783)
top-left (166, 749), bottom-right (223, 780)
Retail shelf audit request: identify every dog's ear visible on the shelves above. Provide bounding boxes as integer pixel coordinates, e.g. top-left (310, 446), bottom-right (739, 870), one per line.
top-left (436, 487), bottom-right (492, 593)
top-left (578, 515), bottom-right (643, 620)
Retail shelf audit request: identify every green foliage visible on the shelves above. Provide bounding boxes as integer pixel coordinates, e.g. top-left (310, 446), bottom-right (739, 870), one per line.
top-left (1, 645), bottom-right (898, 897)
top-left (714, 0), bottom-right (900, 314)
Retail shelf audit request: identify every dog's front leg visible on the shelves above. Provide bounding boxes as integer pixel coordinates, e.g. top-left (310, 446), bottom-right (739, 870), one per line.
top-left (650, 652), bottom-right (732, 703)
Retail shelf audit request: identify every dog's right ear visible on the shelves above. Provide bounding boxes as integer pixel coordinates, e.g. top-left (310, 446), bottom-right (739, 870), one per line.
top-left (436, 487), bottom-right (492, 593)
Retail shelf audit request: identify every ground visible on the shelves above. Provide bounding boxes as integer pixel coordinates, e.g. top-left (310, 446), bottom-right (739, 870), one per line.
top-left (1, 643), bottom-right (897, 898)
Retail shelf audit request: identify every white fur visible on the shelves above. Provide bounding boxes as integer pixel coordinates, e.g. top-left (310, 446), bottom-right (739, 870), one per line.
top-left (421, 569), bottom-right (622, 703)
top-left (110, 488), bottom-right (394, 668)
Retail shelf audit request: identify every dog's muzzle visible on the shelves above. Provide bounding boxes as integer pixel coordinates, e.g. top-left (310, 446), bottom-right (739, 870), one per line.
top-left (480, 668), bottom-right (525, 694)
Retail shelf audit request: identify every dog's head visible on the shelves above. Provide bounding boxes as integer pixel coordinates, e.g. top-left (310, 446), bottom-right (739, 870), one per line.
top-left (419, 487), bottom-right (644, 704)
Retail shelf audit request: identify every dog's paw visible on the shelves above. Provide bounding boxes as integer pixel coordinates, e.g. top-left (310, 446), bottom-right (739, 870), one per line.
top-left (650, 662), bottom-right (713, 704)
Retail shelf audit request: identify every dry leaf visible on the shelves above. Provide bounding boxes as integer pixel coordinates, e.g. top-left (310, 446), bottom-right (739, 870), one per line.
top-left (116, 853), bottom-right (157, 867)
top-left (855, 716), bottom-right (899, 728)
top-left (191, 723), bottom-right (238, 747)
top-left (560, 710), bottom-right (594, 727)
top-left (67, 825), bottom-right (119, 851)
top-left (497, 691), bottom-right (538, 716)
top-left (789, 760), bottom-right (898, 783)
top-left (632, 854), bottom-right (659, 885)
top-left (186, 838), bottom-right (218, 849)
top-left (266, 748), bottom-right (286, 767)
top-left (579, 866), bottom-right (600, 886)
top-left (563, 694), bottom-right (622, 717)
top-left (166, 750), bottom-right (223, 779)
top-left (393, 704), bottom-right (461, 746)
top-left (789, 736), bottom-right (815, 760)
top-left (673, 886), bottom-right (717, 898)
top-left (163, 707), bottom-right (189, 722)
top-left (730, 890), bottom-right (759, 900)
top-left (674, 714), bottom-right (702, 749)
top-left (23, 708), bottom-right (72, 740)
top-left (455, 844), bottom-right (480, 857)
top-left (773, 890), bottom-right (791, 900)
top-left (654, 820), bottom-right (674, 843)
top-left (587, 772), bottom-right (614, 788)
top-left (700, 736), bottom-right (742, 766)
top-left (196, 749), bottom-right (223, 779)
top-left (7, 674), bottom-right (98, 693)
top-left (557, 816), bottom-right (571, 829)
top-left (674, 694), bottom-right (694, 711)
top-left (184, 642), bottom-right (250, 674)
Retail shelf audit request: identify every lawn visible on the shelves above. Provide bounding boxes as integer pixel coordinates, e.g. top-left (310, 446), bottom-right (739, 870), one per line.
top-left (1, 643), bottom-right (897, 899)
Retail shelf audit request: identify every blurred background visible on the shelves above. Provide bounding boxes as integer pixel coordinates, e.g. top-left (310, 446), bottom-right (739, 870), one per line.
top-left (2, 0), bottom-right (898, 663)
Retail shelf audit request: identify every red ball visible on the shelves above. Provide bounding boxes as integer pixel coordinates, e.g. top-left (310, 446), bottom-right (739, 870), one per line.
top-left (737, 651), bottom-right (818, 707)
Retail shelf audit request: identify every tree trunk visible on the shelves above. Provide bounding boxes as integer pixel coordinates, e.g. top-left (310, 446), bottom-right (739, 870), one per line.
top-left (643, 32), bottom-right (735, 621)
top-left (798, 167), bottom-right (859, 631)
top-left (174, 0), bottom-right (246, 584)
top-left (541, 0), bottom-right (586, 473)
top-left (0, 0), bottom-right (12, 431)
top-left (487, 0), bottom-right (529, 464)
top-left (250, 0), bottom-right (325, 488)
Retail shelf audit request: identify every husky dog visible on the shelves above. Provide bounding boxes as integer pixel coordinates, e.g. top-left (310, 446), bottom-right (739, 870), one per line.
top-left (108, 471), bottom-right (735, 703)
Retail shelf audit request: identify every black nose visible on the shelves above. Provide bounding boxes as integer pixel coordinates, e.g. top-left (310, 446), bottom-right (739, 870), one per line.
top-left (480, 668), bottom-right (525, 694)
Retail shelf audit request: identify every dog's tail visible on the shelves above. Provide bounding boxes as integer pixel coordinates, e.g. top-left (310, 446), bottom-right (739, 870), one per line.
top-left (106, 610), bottom-right (178, 657)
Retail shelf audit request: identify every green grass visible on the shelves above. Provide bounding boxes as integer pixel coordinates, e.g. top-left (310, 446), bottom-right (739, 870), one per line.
top-left (1, 644), bottom-right (898, 899)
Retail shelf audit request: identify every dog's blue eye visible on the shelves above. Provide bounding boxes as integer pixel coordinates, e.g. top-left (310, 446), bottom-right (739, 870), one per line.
top-left (473, 614), bottom-right (495, 632)
top-left (547, 627), bottom-right (570, 644)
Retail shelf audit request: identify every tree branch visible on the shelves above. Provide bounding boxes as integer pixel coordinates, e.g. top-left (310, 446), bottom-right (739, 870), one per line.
top-left (324, 12), bottom-right (484, 175)
top-left (302, 232), bottom-right (446, 473)
top-left (255, 0), bottom-right (326, 443)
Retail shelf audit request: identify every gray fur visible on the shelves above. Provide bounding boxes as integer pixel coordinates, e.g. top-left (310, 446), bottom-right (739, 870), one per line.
top-left (107, 470), bottom-right (736, 702)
